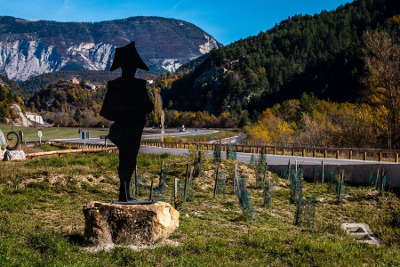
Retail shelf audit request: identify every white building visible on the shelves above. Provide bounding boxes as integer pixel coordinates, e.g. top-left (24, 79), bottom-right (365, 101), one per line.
top-left (84, 82), bottom-right (97, 90)
top-left (26, 113), bottom-right (45, 125)
top-left (71, 77), bottom-right (80, 85)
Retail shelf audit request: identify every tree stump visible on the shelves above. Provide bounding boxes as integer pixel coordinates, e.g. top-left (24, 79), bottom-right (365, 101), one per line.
top-left (83, 201), bottom-right (179, 247)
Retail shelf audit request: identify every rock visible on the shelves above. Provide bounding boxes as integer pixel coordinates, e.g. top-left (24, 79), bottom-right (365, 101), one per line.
top-left (341, 223), bottom-right (380, 246)
top-left (83, 201), bottom-right (179, 247)
top-left (3, 150), bottom-right (26, 161)
top-left (0, 130), bottom-right (5, 160)
top-left (0, 129), bottom-right (6, 147)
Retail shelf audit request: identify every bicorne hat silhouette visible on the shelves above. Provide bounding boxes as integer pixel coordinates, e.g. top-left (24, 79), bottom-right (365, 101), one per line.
top-left (110, 41), bottom-right (150, 72)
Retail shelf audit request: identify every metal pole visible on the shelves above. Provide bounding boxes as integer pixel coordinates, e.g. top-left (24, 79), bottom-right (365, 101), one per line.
top-left (134, 166), bottom-right (138, 198)
top-left (214, 165), bottom-right (219, 198)
top-left (149, 178), bottom-right (154, 201)
top-left (174, 178), bottom-right (178, 208)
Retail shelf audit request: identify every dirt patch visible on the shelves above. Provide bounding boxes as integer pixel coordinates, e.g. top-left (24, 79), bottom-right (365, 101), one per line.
top-left (84, 239), bottom-right (181, 252)
top-left (18, 173), bottom-right (118, 193)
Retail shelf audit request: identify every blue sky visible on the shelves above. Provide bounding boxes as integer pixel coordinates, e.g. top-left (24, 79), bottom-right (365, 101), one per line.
top-left (0, 0), bottom-right (353, 44)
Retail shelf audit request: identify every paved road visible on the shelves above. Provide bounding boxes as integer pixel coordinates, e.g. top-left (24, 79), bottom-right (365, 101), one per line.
top-left (50, 128), bottom-right (398, 167)
top-left (142, 129), bottom-right (218, 139)
top-left (208, 135), bottom-right (244, 144)
top-left (52, 129), bottom-right (218, 144)
top-left (140, 146), bottom-right (398, 166)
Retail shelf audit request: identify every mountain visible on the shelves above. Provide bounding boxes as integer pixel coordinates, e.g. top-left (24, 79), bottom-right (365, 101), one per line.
top-left (163, 0), bottom-right (400, 119)
top-left (0, 16), bottom-right (221, 81)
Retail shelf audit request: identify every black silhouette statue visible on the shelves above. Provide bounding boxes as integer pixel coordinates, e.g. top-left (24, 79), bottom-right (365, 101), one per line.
top-left (100, 42), bottom-right (154, 203)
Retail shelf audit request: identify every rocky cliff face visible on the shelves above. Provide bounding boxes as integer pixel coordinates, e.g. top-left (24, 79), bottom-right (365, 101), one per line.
top-left (6, 104), bottom-right (31, 127)
top-left (0, 16), bottom-right (221, 81)
top-left (0, 40), bottom-right (62, 81)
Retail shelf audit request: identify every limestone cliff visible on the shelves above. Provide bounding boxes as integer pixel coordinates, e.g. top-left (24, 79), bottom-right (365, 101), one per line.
top-left (0, 16), bottom-right (221, 81)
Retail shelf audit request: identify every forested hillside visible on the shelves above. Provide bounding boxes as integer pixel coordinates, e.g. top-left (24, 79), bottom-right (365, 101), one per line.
top-left (19, 70), bottom-right (158, 97)
top-left (27, 77), bottom-right (239, 128)
top-left (0, 75), bottom-right (24, 98)
top-left (27, 81), bottom-right (108, 127)
top-left (163, 0), bottom-right (400, 120)
top-left (0, 83), bottom-right (22, 123)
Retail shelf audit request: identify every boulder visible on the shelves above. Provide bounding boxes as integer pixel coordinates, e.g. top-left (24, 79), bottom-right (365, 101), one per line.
top-left (341, 223), bottom-right (380, 246)
top-left (3, 150), bottom-right (26, 161)
top-left (0, 129), bottom-right (6, 147)
top-left (0, 130), bottom-right (5, 160)
top-left (83, 201), bottom-right (179, 247)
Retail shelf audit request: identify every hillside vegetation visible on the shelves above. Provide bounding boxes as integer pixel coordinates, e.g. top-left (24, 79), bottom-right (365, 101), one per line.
top-left (246, 28), bottom-right (400, 149)
top-left (245, 93), bottom-right (379, 147)
top-left (27, 81), bottom-right (108, 127)
top-left (163, 0), bottom-right (400, 119)
top-left (18, 70), bottom-right (159, 97)
top-left (0, 83), bottom-right (23, 123)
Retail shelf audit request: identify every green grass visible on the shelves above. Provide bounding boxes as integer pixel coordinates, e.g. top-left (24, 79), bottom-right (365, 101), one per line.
top-left (0, 152), bottom-right (399, 266)
top-left (0, 124), bottom-right (108, 141)
top-left (0, 125), bottom-right (237, 144)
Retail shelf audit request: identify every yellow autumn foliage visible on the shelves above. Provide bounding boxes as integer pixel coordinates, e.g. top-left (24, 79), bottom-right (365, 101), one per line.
top-left (245, 109), bottom-right (295, 144)
top-left (246, 97), bottom-right (386, 148)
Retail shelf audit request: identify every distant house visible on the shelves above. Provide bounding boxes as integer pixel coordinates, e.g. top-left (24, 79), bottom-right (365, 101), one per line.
top-left (26, 113), bottom-right (45, 125)
top-left (84, 82), bottom-right (97, 90)
top-left (71, 77), bottom-right (80, 85)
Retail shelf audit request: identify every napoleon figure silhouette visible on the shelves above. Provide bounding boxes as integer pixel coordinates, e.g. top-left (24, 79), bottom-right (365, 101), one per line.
top-left (100, 42), bottom-right (154, 202)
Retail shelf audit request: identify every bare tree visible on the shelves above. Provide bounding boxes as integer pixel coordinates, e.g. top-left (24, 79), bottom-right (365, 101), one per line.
top-left (363, 30), bottom-right (400, 148)
top-left (152, 87), bottom-right (165, 142)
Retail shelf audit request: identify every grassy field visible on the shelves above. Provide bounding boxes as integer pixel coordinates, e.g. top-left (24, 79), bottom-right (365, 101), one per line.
top-left (0, 125), bottom-right (237, 144)
top-left (0, 124), bottom-right (108, 141)
top-left (0, 152), bottom-right (399, 266)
